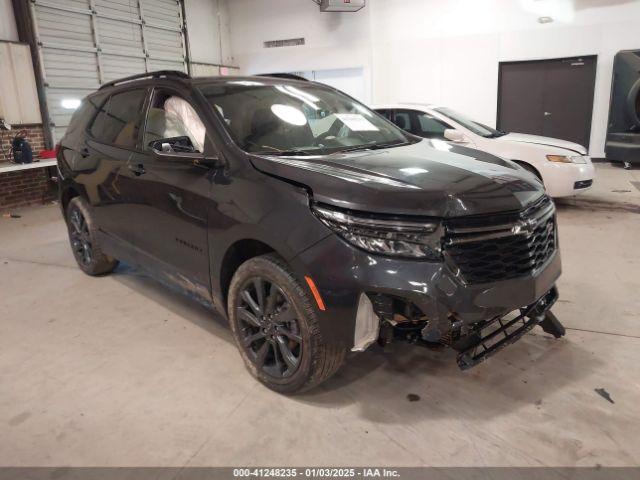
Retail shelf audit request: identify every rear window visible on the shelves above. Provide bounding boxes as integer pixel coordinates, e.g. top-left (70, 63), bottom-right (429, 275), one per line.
top-left (89, 89), bottom-right (147, 147)
top-left (65, 99), bottom-right (97, 136)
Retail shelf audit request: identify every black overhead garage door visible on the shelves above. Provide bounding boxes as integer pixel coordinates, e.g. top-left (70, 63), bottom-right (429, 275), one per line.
top-left (29, 0), bottom-right (187, 143)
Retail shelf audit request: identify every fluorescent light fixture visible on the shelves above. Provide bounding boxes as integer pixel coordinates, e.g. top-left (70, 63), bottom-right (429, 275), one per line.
top-left (61, 98), bottom-right (81, 110)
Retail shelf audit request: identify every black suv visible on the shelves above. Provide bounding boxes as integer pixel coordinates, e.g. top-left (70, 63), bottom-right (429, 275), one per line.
top-left (58, 71), bottom-right (565, 393)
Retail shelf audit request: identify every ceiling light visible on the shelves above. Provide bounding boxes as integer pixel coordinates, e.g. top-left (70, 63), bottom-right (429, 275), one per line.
top-left (61, 98), bottom-right (81, 109)
top-left (271, 104), bottom-right (307, 126)
top-left (538, 16), bottom-right (553, 23)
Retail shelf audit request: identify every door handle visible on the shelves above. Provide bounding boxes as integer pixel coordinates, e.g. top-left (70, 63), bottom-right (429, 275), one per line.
top-left (129, 163), bottom-right (146, 176)
top-left (544, 111), bottom-right (552, 116)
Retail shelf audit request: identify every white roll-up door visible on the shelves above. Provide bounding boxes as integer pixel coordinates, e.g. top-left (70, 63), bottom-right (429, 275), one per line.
top-left (30, 0), bottom-right (187, 142)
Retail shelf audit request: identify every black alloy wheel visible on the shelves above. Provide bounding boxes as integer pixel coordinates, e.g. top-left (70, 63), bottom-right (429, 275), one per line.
top-left (65, 197), bottom-right (118, 275)
top-left (228, 253), bottom-right (345, 393)
top-left (69, 207), bottom-right (93, 266)
top-left (237, 277), bottom-right (303, 378)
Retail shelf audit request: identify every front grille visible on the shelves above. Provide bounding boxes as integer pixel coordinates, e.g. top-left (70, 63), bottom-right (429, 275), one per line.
top-left (443, 196), bottom-right (556, 284)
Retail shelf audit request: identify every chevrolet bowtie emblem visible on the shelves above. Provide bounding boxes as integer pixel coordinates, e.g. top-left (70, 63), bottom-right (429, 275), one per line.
top-left (512, 217), bottom-right (538, 236)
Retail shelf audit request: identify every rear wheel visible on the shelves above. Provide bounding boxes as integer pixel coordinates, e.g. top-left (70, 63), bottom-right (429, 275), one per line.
top-left (227, 253), bottom-right (345, 394)
top-left (66, 197), bottom-right (118, 275)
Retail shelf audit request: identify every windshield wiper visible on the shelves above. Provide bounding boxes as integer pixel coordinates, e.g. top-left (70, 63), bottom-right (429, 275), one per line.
top-left (486, 130), bottom-right (508, 138)
top-left (250, 146), bottom-right (321, 156)
top-left (331, 140), bottom-right (410, 155)
top-left (260, 149), bottom-right (318, 156)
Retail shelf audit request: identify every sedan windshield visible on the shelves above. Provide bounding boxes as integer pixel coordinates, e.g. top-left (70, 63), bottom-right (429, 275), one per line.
top-left (198, 80), bottom-right (410, 155)
top-left (435, 107), bottom-right (507, 138)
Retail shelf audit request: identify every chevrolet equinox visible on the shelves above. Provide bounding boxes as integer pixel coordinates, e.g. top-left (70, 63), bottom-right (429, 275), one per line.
top-left (57, 71), bottom-right (565, 393)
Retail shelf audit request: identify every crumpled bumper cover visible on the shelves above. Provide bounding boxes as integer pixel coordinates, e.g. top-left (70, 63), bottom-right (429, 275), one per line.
top-left (291, 234), bottom-right (562, 349)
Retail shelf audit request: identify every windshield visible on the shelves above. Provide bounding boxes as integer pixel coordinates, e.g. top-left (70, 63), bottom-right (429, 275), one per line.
top-left (198, 80), bottom-right (410, 155)
top-left (435, 107), bottom-right (507, 138)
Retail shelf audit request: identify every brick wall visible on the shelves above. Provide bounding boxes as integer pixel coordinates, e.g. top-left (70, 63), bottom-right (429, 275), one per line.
top-left (0, 123), bottom-right (55, 210)
top-left (0, 167), bottom-right (56, 210)
top-left (0, 124), bottom-right (46, 164)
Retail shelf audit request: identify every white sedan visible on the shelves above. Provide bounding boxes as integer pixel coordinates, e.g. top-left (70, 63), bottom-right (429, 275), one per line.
top-left (372, 104), bottom-right (595, 197)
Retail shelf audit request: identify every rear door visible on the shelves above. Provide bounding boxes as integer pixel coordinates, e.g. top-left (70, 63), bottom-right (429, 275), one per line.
top-left (82, 88), bottom-right (149, 252)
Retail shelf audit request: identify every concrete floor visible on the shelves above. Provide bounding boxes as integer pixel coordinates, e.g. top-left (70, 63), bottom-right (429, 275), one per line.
top-left (1, 162), bottom-right (639, 467)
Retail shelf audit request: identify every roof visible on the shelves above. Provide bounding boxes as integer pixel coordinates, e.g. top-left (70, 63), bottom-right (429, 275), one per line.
top-left (370, 102), bottom-right (438, 111)
top-left (97, 70), bottom-right (318, 93)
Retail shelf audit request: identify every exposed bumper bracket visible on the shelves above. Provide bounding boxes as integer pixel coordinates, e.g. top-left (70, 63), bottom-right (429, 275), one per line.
top-left (455, 287), bottom-right (561, 370)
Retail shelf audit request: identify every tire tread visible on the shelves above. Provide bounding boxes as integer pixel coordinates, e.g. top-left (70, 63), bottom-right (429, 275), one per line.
top-left (228, 253), bottom-right (345, 393)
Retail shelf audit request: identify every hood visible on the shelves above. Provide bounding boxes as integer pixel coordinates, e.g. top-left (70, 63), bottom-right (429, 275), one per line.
top-left (249, 139), bottom-right (545, 218)
top-left (497, 132), bottom-right (587, 155)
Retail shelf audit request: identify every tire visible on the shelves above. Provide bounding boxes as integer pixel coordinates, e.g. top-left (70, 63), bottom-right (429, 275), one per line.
top-left (66, 197), bottom-right (119, 276)
top-left (227, 253), bottom-right (345, 394)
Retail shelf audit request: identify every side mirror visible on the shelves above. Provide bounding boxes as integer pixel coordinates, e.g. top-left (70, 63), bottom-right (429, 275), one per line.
top-left (150, 136), bottom-right (197, 154)
top-left (150, 136), bottom-right (224, 169)
top-left (444, 129), bottom-right (467, 143)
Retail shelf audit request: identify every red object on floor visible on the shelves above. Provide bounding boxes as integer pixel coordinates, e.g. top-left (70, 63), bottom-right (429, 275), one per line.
top-left (39, 149), bottom-right (57, 159)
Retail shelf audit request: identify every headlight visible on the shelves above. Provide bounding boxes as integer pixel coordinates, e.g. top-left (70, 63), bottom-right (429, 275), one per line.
top-left (312, 204), bottom-right (442, 259)
top-left (546, 154), bottom-right (587, 164)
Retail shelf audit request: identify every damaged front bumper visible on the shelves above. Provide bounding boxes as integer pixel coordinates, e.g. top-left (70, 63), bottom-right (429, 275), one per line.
top-left (454, 286), bottom-right (561, 369)
top-left (291, 227), bottom-right (563, 368)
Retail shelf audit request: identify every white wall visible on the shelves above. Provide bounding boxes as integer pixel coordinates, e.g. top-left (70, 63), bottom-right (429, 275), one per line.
top-left (226, 0), bottom-right (640, 157)
top-left (227, 0), bottom-right (373, 101)
top-left (184, 0), bottom-right (234, 66)
top-left (0, 0), bottom-right (19, 42)
top-left (0, 43), bottom-right (42, 125)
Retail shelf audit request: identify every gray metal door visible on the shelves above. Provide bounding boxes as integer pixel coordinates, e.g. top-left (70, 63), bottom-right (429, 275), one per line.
top-left (30, 0), bottom-right (187, 143)
top-left (498, 56), bottom-right (597, 148)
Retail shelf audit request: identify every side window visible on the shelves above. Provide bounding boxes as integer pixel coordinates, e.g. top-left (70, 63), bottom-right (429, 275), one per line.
top-left (393, 109), bottom-right (452, 139)
top-left (143, 93), bottom-right (206, 153)
top-left (415, 112), bottom-right (451, 139)
top-left (89, 89), bottom-right (147, 147)
top-left (392, 110), bottom-right (412, 133)
top-left (376, 109), bottom-right (393, 121)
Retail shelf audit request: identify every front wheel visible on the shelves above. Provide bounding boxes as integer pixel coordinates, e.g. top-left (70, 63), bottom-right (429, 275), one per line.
top-left (66, 197), bottom-right (119, 276)
top-left (227, 253), bottom-right (345, 394)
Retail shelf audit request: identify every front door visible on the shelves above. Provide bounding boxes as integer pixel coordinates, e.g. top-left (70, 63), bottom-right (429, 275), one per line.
top-left (126, 88), bottom-right (212, 296)
top-left (498, 56), bottom-right (597, 148)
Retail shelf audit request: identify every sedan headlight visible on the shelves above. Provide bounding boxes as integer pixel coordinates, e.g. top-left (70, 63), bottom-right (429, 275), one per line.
top-left (546, 154), bottom-right (587, 164)
top-left (312, 204), bottom-right (442, 259)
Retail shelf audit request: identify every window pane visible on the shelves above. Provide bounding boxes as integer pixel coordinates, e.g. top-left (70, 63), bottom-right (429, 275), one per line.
top-left (377, 109), bottom-right (392, 121)
top-left (416, 114), bottom-right (449, 139)
top-left (198, 82), bottom-right (408, 155)
top-left (90, 89), bottom-right (147, 147)
top-left (144, 95), bottom-right (206, 153)
top-left (393, 111), bottom-right (412, 132)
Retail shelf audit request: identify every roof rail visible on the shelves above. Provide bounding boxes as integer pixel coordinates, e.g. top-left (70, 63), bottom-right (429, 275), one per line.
top-left (256, 73), bottom-right (309, 81)
top-left (99, 70), bottom-right (190, 90)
